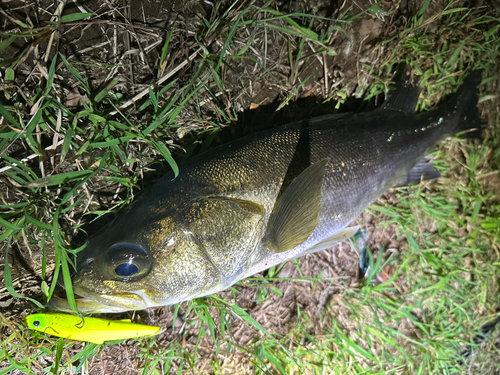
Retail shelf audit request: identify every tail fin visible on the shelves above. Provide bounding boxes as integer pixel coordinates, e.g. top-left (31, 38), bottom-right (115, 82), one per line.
top-left (445, 70), bottom-right (483, 138)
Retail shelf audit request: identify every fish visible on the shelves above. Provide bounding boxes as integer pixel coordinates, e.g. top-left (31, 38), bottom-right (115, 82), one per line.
top-left (49, 71), bottom-right (482, 313)
top-left (25, 313), bottom-right (162, 344)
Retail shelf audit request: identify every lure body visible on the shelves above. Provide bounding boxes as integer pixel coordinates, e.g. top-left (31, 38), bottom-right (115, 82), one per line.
top-left (25, 313), bottom-right (162, 344)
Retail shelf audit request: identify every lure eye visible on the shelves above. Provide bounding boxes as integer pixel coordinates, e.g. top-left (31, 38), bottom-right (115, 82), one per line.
top-left (33, 320), bottom-right (40, 327)
top-left (103, 243), bottom-right (152, 281)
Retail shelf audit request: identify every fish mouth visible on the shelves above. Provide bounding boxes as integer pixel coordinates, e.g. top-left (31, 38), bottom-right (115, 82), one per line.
top-left (47, 288), bottom-right (155, 314)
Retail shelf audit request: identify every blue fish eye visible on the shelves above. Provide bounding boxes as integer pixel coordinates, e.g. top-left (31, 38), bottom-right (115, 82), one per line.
top-left (104, 243), bottom-right (152, 281)
top-left (115, 263), bottom-right (139, 277)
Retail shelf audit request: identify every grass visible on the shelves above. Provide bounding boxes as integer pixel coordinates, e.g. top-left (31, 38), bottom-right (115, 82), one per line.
top-left (1, 0), bottom-right (500, 374)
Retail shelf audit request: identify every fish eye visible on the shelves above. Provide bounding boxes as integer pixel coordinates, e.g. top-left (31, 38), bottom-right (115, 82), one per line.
top-left (103, 243), bottom-right (152, 282)
top-left (33, 320), bottom-right (40, 327)
top-left (115, 262), bottom-right (139, 277)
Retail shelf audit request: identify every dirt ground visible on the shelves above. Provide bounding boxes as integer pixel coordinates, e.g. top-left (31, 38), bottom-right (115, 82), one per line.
top-left (1, 0), bottom-right (499, 373)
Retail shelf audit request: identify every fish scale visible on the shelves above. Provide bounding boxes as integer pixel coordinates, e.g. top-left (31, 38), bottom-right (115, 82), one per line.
top-left (49, 71), bottom-right (482, 313)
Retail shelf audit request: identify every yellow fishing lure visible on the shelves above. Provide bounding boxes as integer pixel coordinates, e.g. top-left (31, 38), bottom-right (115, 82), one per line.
top-left (25, 313), bottom-right (162, 344)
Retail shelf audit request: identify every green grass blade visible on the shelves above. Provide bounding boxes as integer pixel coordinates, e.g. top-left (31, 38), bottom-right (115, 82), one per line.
top-left (0, 102), bottom-right (20, 128)
top-left (4, 234), bottom-right (45, 309)
top-left (149, 140), bottom-right (179, 178)
top-left (45, 54), bottom-right (58, 96)
top-left (59, 53), bottom-right (90, 93)
top-left (211, 296), bottom-right (269, 335)
top-left (51, 338), bottom-right (64, 374)
top-left (24, 170), bottom-right (93, 187)
top-left (0, 35), bottom-right (16, 52)
top-left (59, 13), bottom-right (93, 23)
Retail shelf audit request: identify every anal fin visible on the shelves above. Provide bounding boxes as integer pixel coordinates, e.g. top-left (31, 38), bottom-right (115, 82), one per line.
top-left (299, 226), bottom-right (360, 257)
top-left (395, 157), bottom-right (441, 187)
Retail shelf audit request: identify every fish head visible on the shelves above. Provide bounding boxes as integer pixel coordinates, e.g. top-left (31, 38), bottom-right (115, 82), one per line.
top-left (60, 202), bottom-right (224, 313)
top-left (51, 180), bottom-right (268, 314)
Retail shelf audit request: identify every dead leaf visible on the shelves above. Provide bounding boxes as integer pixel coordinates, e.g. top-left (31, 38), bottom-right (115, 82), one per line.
top-left (66, 87), bottom-right (89, 107)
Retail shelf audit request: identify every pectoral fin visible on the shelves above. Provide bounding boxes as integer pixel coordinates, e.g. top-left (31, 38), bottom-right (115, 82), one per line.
top-left (262, 159), bottom-right (328, 253)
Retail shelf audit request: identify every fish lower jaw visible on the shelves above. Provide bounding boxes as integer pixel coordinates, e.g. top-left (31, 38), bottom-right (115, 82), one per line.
top-left (55, 279), bottom-right (236, 313)
top-left (47, 293), bottom-right (129, 313)
top-left (81, 292), bottom-right (161, 313)
top-left (48, 288), bottom-right (163, 313)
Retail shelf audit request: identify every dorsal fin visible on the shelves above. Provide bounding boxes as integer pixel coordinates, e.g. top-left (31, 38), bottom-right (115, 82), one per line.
top-left (381, 71), bottom-right (419, 113)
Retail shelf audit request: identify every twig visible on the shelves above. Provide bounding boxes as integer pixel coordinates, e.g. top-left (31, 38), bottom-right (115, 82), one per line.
top-left (108, 48), bottom-right (201, 115)
top-left (0, 139), bottom-right (64, 174)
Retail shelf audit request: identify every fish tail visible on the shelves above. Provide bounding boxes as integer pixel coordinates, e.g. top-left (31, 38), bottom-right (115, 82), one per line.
top-left (445, 70), bottom-right (483, 138)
